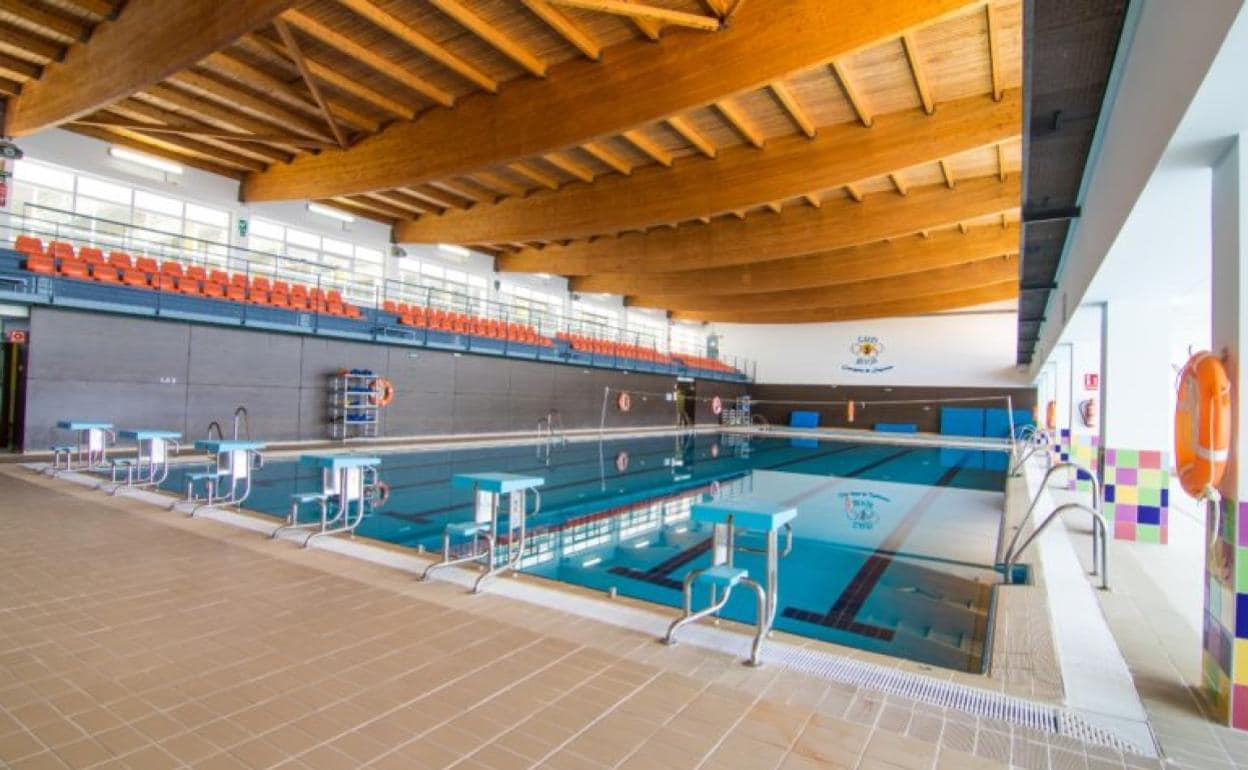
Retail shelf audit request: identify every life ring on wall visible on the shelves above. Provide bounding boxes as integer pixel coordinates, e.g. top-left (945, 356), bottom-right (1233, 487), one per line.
top-left (372, 378), bottom-right (395, 407)
top-left (1045, 400), bottom-right (1057, 430)
top-left (615, 451), bottom-right (629, 473)
top-left (711, 395), bottom-right (723, 415)
top-left (617, 391), bottom-right (632, 412)
top-left (1175, 351), bottom-right (1232, 498)
top-left (846, 400), bottom-right (856, 424)
top-left (1078, 398), bottom-right (1096, 428)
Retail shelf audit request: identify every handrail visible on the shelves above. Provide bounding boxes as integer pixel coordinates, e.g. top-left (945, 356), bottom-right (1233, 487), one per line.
top-left (0, 204), bottom-right (755, 373)
top-left (1003, 461), bottom-right (1100, 564)
top-left (232, 406), bottom-right (250, 440)
top-left (1009, 429), bottom-right (1053, 477)
top-left (205, 421), bottom-right (223, 441)
top-left (1005, 502), bottom-right (1108, 590)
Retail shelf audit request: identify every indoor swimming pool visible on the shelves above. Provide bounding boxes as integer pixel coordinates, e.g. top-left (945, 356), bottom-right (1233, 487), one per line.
top-left (162, 433), bottom-right (1010, 672)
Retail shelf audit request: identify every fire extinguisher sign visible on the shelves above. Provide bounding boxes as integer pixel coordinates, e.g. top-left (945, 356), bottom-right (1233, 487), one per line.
top-left (1083, 373), bottom-right (1099, 391)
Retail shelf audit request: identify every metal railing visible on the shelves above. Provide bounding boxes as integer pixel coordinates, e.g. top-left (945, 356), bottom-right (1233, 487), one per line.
top-left (0, 204), bottom-right (756, 378)
top-left (1002, 461), bottom-right (1108, 590)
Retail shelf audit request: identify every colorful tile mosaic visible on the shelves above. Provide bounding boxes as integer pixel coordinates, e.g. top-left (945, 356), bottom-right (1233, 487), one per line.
top-left (1202, 498), bottom-right (1248, 730)
top-left (1057, 428), bottom-right (1072, 463)
top-left (1101, 447), bottom-right (1170, 543)
top-left (1066, 432), bottom-right (1099, 493)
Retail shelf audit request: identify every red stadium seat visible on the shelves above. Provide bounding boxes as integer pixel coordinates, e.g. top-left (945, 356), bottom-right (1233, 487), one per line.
top-left (24, 254), bottom-right (54, 274)
top-left (79, 247), bottom-right (105, 264)
top-left (120, 269), bottom-right (150, 288)
top-left (135, 256), bottom-right (158, 274)
top-left (108, 251), bottom-right (133, 270)
top-left (14, 235), bottom-right (44, 256)
top-left (48, 242), bottom-right (75, 261)
top-left (57, 259), bottom-right (90, 280)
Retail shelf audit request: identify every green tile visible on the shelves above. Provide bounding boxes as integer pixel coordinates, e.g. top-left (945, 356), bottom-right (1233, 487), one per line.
top-left (1116, 449), bottom-right (1140, 468)
top-left (1237, 548), bottom-right (1248, 594)
top-left (1139, 469), bottom-right (1165, 489)
top-left (1138, 486), bottom-right (1162, 506)
top-left (1137, 525), bottom-right (1161, 544)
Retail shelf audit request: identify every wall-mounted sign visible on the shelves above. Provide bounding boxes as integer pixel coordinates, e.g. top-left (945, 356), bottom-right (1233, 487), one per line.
top-left (5, 329), bottom-right (26, 344)
top-left (1083, 372), bottom-right (1099, 391)
top-left (237, 217), bottom-right (249, 238)
top-left (842, 335), bottom-right (894, 374)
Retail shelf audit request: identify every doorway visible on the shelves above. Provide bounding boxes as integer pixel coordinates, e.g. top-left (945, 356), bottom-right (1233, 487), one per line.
top-left (674, 378), bottom-right (695, 427)
top-left (0, 340), bottom-right (27, 451)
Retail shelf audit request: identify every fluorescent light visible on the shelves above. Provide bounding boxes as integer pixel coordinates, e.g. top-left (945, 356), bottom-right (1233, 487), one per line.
top-left (307, 202), bottom-right (354, 223)
top-left (438, 243), bottom-right (470, 258)
top-left (109, 146), bottom-right (182, 175)
top-left (581, 557), bottom-right (603, 568)
top-left (535, 272), bottom-right (552, 280)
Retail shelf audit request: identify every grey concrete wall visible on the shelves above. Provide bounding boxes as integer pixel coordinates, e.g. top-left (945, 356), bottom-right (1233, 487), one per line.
top-left (23, 308), bottom-right (748, 449)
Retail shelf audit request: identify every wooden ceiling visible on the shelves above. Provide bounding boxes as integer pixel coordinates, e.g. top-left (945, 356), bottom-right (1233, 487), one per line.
top-left (0, 0), bottom-right (1024, 324)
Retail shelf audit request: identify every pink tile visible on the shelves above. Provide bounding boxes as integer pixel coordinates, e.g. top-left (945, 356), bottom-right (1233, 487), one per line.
top-left (1115, 521), bottom-right (1137, 541)
top-left (1233, 685), bottom-right (1248, 730)
top-left (1139, 450), bottom-right (1162, 469)
top-left (1115, 504), bottom-right (1138, 522)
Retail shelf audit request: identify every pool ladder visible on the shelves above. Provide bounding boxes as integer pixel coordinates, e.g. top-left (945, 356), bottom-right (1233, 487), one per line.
top-left (537, 410), bottom-right (565, 443)
top-left (1001, 461), bottom-right (1108, 591)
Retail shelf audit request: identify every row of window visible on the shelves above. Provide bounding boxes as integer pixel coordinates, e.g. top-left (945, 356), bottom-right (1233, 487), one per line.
top-left (8, 159), bottom-right (708, 353)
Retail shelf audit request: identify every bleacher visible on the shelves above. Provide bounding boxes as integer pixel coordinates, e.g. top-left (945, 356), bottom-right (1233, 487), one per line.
top-left (0, 234), bottom-right (750, 382)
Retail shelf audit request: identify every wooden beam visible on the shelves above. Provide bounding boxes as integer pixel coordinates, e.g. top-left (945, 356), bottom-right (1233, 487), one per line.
top-left (59, 0), bottom-right (115, 21)
top-left (6, 0), bottom-right (299, 136)
top-left (335, 0), bottom-right (498, 92)
top-left (281, 9), bottom-right (454, 108)
top-left (771, 81), bottom-right (815, 138)
top-left (997, 142), bottom-right (1008, 180)
top-left (666, 115), bottom-right (717, 158)
top-left (544, 0), bottom-right (721, 31)
top-left (495, 175), bottom-right (1020, 274)
top-left (543, 151), bottom-right (596, 183)
top-left (167, 69), bottom-right (335, 144)
top-left (573, 222), bottom-right (1020, 296)
top-left (239, 33), bottom-right (416, 120)
top-left (324, 197), bottom-right (398, 225)
top-left (64, 125), bottom-right (246, 179)
top-left (520, 0), bottom-right (601, 60)
top-left (0, 75), bottom-right (18, 96)
top-left (890, 172), bottom-right (909, 195)
top-left (628, 254), bottom-right (1018, 312)
top-left (668, 281), bottom-right (1018, 323)
top-left (427, 0), bottom-right (547, 77)
top-left (830, 59), bottom-right (872, 127)
top-left (92, 106), bottom-right (293, 166)
top-left (71, 115), bottom-right (323, 149)
top-left (939, 159), bottom-right (955, 188)
top-left (393, 90), bottom-right (1020, 244)
top-left (473, 171), bottom-right (529, 198)
top-left (429, 178), bottom-right (497, 204)
top-left (715, 98), bottom-right (765, 148)
top-left (901, 33), bottom-right (934, 114)
top-left (0, 51), bottom-right (41, 82)
top-left (0, 1), bottom-right (88, 43)
top-left (581, 141), bottom-right (633, 175)
top-left (273, 19), bottom-right (347, 149)
top-left (137, 84), bottom-right (308, 154)
top-left (201, 51), bottom-right (378, 134)
top-left (242, 0), bottom-right (983, 201)
top-left (622, 129), bottom-right (673, 167)
top-left (507, 161), bottom-right (561, 191)
top-left (986, 1), bottom-right (1003, 101)
top-left (844, 183), bottom-right (863, 202)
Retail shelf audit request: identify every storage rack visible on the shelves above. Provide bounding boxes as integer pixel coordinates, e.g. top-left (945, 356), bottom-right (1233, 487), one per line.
top-left (330, 369), bottom-right (381, 440)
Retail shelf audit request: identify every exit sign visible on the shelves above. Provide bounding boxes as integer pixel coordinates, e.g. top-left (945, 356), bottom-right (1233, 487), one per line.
top-left (1083, 373), bottom-right (1099, 390)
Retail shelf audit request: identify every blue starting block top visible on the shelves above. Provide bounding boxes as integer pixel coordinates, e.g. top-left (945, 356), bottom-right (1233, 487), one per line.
top-left (452, 472), bottom-right (545, 494)
top-left (119, 429), bottom-right (181, 440)
top-left (692, 497), bottom-right (797, 533)
top-left (300, 454), bottom-right (382, 470)
top-left (57, 421), bottom-right (113, 430)
top-left (194, 440), bottom-right (267, 452)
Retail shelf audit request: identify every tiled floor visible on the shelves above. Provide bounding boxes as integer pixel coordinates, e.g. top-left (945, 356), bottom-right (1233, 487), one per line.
top-left (0, 468), bottom-right (1184, 769)
top-left (1053, 485), bottom-right (1248, 769)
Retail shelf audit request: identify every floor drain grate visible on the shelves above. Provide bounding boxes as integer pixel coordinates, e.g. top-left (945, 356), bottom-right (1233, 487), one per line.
top-left (772, 645), bottom-right (1146, 754)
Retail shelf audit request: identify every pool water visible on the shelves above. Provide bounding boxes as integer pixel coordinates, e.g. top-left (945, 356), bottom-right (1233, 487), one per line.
top-left (162, 433), bottom-right (1010, 672)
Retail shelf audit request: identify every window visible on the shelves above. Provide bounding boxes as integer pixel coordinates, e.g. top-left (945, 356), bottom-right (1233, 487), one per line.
top-left (572, 303), bottom-right (618, 339)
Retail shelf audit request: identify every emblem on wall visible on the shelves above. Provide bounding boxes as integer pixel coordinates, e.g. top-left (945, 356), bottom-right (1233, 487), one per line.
top-left (842, 335), bottom-right (895, 374)
top-left (840, 491), bottom-right (890, 530)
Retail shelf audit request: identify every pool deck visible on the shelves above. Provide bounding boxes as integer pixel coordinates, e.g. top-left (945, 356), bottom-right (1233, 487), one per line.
top-left (0, 457), bottom-right (1185, 770)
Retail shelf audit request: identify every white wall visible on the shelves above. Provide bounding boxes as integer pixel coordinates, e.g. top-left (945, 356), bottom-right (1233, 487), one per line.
top-left (711, 306), bottom-right (1024, 386)
top-left (1062, 304), bottom-right (1104, 439)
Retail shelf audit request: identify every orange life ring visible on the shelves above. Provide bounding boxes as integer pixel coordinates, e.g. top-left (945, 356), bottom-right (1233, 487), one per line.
top-left (372, 378), bottom-right (395, 407)
top-left (1045, 400), bottom-right (1057, 430)
top-left (615, 451), bottom-right (629, 473)
top-left (711, 395), bottom-right (723, 415)
top-left (617, 391), bottom-right (632, 412)
top-left (1175, 351), bottom-right (1232, 498)
top-left (846, 400), bottom-right (856, 424)
top-left (370, 480), bottom-right (390, 507)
